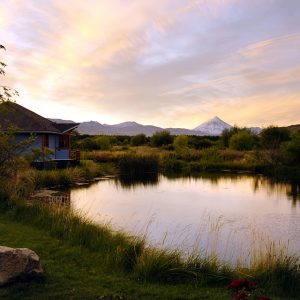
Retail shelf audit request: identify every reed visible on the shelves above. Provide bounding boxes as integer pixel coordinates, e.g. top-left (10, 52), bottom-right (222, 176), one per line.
top-left (118, 153), bottom-right (159, 176)
top-left (9, 201), bottom-right (144, 272)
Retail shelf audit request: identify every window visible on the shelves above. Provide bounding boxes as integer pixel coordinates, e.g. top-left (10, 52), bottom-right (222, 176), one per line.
top-left (59, 134), bottom-right (70, 149)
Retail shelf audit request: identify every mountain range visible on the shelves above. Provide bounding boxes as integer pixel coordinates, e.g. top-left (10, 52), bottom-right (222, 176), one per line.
top-left (49, 117), bottom-right (262, 136)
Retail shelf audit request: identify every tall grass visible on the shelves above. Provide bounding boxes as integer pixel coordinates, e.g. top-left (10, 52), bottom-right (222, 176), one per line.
top-left (118, 153), bottom-right (159, 176)
top-left (33, 160), bottom-right (105, 188)
top-left (9, 201), bottom-right (144, 272)
top-left (239, 239), bottom-right (300, 297)
top-left (4, 197), bottom-right (300, 297)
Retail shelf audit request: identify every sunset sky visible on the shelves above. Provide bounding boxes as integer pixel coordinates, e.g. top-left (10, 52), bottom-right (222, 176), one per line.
top-left (1, 0), bottom-right (300, 128)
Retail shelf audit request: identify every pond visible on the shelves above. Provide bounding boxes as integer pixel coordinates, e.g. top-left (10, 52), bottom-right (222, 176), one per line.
top-left (70, 174), bottom-right (300, 263)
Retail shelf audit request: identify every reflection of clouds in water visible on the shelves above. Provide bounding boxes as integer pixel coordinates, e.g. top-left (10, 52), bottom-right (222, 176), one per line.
top-left (70, 174), bottom-right (300, 264)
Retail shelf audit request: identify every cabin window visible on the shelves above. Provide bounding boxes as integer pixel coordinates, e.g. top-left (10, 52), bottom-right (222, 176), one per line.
top-left (59, 135), bottom-right (70, 148)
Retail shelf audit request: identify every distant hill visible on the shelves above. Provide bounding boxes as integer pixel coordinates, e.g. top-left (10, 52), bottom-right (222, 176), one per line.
top-left (50, 117), bottom-right (264, 136)
top-left (287, 124), bottom-right (300, 133)
top-left (49, 118), bottom-right (75, 124)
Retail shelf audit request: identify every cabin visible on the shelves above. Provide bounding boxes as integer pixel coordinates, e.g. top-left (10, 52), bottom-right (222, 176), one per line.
top-left (0, 102), bottom-right (80, 169)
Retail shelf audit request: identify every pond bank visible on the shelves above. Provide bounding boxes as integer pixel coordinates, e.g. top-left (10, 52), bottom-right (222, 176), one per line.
top-left (1, 186), bottom-right (299, 299)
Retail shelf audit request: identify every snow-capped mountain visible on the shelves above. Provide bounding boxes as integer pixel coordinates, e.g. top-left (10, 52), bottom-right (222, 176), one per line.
top-left (194, 116), bottom-right (232, 136)
top-left (51, 117), bottom-right (262, 136)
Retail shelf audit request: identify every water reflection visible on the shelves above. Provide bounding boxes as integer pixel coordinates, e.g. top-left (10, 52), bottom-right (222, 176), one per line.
top-left (252, 177), bottom-right (300, 207)
top-left (69, 173), bottom-right (300, 262)
top-left (116, 172), bottom-right (300, 208)
top-left (116, 173), bottom-right (159, 189)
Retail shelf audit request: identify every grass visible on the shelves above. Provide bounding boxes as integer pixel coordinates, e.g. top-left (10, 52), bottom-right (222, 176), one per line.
top-left (1, 194), bottom-right (299, 299)
top-left (0, 213), bottom-right (232, 300)
top-left (29, 160), bottom-right (117, 188)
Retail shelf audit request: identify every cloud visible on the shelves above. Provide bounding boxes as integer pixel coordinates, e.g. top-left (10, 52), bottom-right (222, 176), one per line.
top-left (1, 0), bottom-right (300, 127)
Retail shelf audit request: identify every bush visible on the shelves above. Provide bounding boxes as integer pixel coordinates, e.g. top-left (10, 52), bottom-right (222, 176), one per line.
top-left (118, 153), bottom-right (159, 176)
top-left (261, 126), bottom-right (290, 150)
top-left (173, 135), bottom-right (188, 152)
top-left (282, 131), bottom-right (300, 166)
top-left (95, 136), bottom-right (111, 150)
top-left (220, 127), bottom-right (240, 148)
top-left (229, 130), bottom-right (255, 151)
top-left (201, 147), bottom-right (223, 163)
top-left (151, 131), bottom-right (173, 147)
top-left (131, 133), bottom-right (147, 146)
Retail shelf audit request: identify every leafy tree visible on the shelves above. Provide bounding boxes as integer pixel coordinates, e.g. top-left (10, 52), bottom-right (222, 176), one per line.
top-left (282, 131), bottom-right (300, 165)
top-left (151, 130), bottom-right (173, 147)
top-left (220, 126), bottom-right (240, 148)
top-left (131, 133), bottom-right (147, 146)
top-left (0, 45), bottom-right (18, 103)
top-left (261, 126), bottom-right (290, 150)
top-left (173, 135), bottom-right (188, 152)
top-left (0, 44), bottom-right (28, 196)
top-left (96, 136), bottom-right (111, 150)
top-left (229, 130), bottom-right (255, 151)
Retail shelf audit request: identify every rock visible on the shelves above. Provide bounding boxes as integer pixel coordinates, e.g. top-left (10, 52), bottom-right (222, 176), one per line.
top-left (0, 246), bottom-right (43, 286)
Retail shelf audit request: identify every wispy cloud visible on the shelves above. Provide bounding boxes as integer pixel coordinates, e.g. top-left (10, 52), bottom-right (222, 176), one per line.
top-left (1, 0), bottom-right (300, 126)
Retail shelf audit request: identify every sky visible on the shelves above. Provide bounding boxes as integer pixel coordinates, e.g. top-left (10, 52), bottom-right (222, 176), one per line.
top-left (1, 0), bottom-right (300, 128)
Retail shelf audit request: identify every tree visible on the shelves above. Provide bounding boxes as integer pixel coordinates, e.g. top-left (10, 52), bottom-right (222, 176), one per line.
top-left (0, 44), bottom-right (26, 197)
top-left (131, 133), bottom-right (147, 146)
top-left (220, 126), bottom-right (241, 148)
top-left (229, 130), bottom-right (255, 151)
top-left (282, 131), bottom-right (300, 166)
top-left (0, 45), bottom-right (18, 103)
top-left (150, 130), bottom-right (173, 147)
top-left (261, 126), bottom-right (290, 150)
top-left (173, 135), bottom-right (188, 152)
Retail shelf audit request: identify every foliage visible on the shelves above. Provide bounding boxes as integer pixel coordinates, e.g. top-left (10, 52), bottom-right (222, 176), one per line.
top-left (173, 135), bottom-right (188, 152)
top-left (118, 153), bottom-right (159, 176)
top-left (220, 127), bottom-right (241, 148)
top-left (34, 160), bottom-right (104, 188)
top-left (281, 131), bottom-right (300, 166)
top-left (261, 126), bottom-right (290, 150)
top-left (0, 214), bottom-right (231, 300)
top-left (201, 147), bottom-right (223, 164)
top-left (74, 136), bottom-right (111, 151)
top-left (96, 136), bottom-right (111, 150)
top-left (0, 44), bottom-right (18, 103)
top-left (0, 130), bottom-right (34, 195)
top-left (229, 130), bottom-right (255, 151)
top-left (131, 133), bottom-right (147, 146)
top-left (188, 136), bottom-right (218, 149)
top-left (150, 130), bottom-right (173, 147)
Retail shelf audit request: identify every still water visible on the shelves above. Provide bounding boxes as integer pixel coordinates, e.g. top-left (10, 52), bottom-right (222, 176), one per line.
top-left (70, 174), bottom-right (300, 262)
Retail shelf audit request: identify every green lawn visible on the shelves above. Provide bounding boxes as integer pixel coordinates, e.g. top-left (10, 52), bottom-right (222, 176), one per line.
top-left (0, 214), bottom-right (231, 300)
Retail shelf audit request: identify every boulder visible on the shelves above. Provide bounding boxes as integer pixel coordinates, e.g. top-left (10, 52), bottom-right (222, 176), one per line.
top-left (0, 246), bottom-right (43, 286)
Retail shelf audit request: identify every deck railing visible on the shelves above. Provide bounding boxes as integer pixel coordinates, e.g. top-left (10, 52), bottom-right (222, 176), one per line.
top-left (70, 149), bottom-right (80, 161)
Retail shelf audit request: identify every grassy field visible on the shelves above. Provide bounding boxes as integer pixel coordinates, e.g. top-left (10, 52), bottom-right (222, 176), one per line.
top-left (0, 214), bottom-right (231, 300)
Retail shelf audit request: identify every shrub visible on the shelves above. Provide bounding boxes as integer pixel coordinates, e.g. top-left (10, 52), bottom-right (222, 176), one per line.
top-left (201, 147), bottom-right (223, 163)
top-left (118, 153), bottom-right (159, 176)
top-left (131, 133), bottom-right (147, 146)
top-left (229, 131), bottom-right (255, 151)
top-left (151, 130), bottom-right (173, 147)
top-left (220, 127), bottom-right (240, 148)
top-left (282, 131), bottom-right (300, 166)
top-left (95, 136), bottom-right (111, 150)
top-left (173, 135), bottom-right (188, 152)
top-left (261, 126), bottom-right (290, 150)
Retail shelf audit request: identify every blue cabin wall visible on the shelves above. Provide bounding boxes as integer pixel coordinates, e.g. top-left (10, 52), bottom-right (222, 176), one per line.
top-left (15, 133), bottom-right (42, 155)
top-left (15, 133), bottom-right (70, 161)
